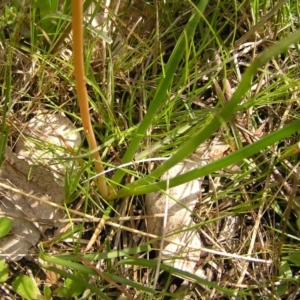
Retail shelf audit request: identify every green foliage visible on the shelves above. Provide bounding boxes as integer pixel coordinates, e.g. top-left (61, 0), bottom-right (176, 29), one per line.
top-left (112, 118), bottom-right (300, 199)
top-left (39, 245), bottom-right (152, 299)
top-left (0, 217), bottom-right (13, 238)
top-left (12, 275), bottom-right (43, 300)
top-left (116, 258), bottom-right (240, 296)
top-left (0, 259), bottom-right (9, 283)
top-left (286, 251), bottom-right (300, 266)
top-left (0, 4), bottom-right (21, 30)
top-left (54, 272), bottom-right (86, 298)
top-left (275, 260), bottom-right (293, 297)
top-left (31, 0), bottom-right (72, 48)
top-left (36, 0), bottom-right (59, 37)
top-left (64, 162), bottom-right (86, 204)
top-left (107, 4), bottom-right (300, 200)
top-left (111, 0), bottom-right (209, 187)
top-left (43, 286), bottom-right (52, 300)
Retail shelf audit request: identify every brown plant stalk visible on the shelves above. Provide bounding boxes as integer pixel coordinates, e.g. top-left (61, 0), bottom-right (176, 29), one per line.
top-left (71, 0), bottom-right (108, 199)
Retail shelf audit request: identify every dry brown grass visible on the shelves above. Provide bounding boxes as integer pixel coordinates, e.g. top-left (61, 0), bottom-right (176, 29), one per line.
top-left (1, 0), bottom-right (300, 299)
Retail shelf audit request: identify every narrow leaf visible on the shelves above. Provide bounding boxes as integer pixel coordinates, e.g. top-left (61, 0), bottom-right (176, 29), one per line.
top-left (112, 119), bottom-right (300, 199)
top-left (111, 0), bottom-right (209, 185)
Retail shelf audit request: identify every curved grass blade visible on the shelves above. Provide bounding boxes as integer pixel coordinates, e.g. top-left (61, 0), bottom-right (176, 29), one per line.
top-left (111, 118), bottom-right (300, 199)
top-left (45, 266), bottom-right (111, 300)
top-left (111, 28), bottom-right (300, 199)
top-left (117, 258), bottom-right (245, 297)
top-left (111, 0), bottom-right (209, 186)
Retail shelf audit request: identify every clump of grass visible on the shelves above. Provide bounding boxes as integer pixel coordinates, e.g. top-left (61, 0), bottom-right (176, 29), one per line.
top-left (1, 0), bottom-right (300, 299)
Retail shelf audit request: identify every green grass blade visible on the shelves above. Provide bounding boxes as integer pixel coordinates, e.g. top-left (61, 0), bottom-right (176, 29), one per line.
top-left (117, 258), bottom-right (241, 296)
top-left (0, 43), bottom-right (13, 165)
top-left (53, 245), bottom-right (151, 261)
top-left (40, 252), bottom-right (97, 275)
top-left (45, 266), bottom-right (111, 299)
top-left (104, 273), bottom-right (156, 294)
top-left (111, 28), bottom-right (300, 199)
top-left (112, 114), bottom-right (300, 199)
top-left (111, 0), bottom-right (209, 186)
top-left (37, 0), bottom-right (59, 37)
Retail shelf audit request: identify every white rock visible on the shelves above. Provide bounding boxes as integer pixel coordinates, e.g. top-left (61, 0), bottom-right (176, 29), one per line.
top-left (0, 149), bottom-right (65, 261)
top-left (15, 113), bottom-right (81, 183)
top-left (145, 161), bottom-right (205, 278)
top-left (0, 113), bottom-right (81, 261)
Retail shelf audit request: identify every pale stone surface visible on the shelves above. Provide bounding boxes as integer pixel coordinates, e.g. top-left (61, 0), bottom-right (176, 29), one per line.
top-left (15, 113), bottom-right (81, 183)
top-left (145, 161), bottom-right (201, 248)
top-left (0, 149), bottom-right (65, 261)
top-left (0, 113), bottom-right (81, 261)
top-left (145, 161), bottom-right (205, 278)
top-left (145, 139), bottom-right (230, 278)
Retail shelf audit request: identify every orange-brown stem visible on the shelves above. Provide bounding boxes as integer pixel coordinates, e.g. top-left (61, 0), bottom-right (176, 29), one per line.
top-left (71, 0), bottom-right (108, 199)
